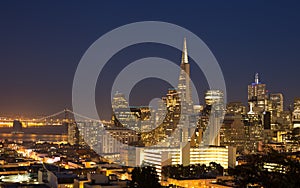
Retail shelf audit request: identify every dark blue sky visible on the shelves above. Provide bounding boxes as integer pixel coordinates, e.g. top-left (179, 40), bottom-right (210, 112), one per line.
top-left (1, 1), bottom-right (300, 119)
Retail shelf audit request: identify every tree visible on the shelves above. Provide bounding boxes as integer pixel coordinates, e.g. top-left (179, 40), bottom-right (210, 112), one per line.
top-left (230, 149), bottom-right (300, 187)
top-left (130, 166), bottom-right (161, 188)
top-left (162, 163), bottom-right (224, 179)
top-left (209, 162), bottom-right (224, 175)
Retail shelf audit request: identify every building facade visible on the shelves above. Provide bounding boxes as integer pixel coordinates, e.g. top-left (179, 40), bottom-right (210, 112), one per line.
top-left (248, 73), bottom-right (267, 113)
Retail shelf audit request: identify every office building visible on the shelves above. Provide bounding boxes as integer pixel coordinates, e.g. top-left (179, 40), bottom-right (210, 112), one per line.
top-left (203, 90), bottom-right (225, 146)
top-left (100, 127), bottom-right (139, 153)
top-left (220, 114), bottom-right (246, 153)
top-left (112, 91), bottom-right (128, 109)
top-left (143, 144), bottom-right (234, 180)
top-left (120, 146), bottom-right (144, 167)
top-left (68, 122), bottom-right (80, 145)
top-left (177, 38), bottom-right (193, 114)
top-left (268, 93), bottom-right (283, 123)
top-left (143, 144), bottom-right (190, 180)
top-left (292, 98), bottom-right (300, 128)
top-left (243, 113), bottom-right (264, 152)
top-left (248, 73), bottom-right (267, 113)
top-left (190, 146), bottom-right (233, 169)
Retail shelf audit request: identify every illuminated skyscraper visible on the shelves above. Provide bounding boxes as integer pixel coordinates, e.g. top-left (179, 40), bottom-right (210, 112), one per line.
top-left (112, 91), bottom-right (128, 109)
top-left (203, 90), bottom-right (225, 146)
top-left (176, 38), bottom-right (196, 144)
top-left (68, 122), bottom-right (80, 145)
top-left (292, 97), bottom-right (300, 128)
top-left (243, 113), bottom-right (263, 152)
top-left (162, 88), bottom-right (181, 136)
top-left (177, 38), bottom-right (193, 113)
top-left (112, 91), bottom-right (135, 128)
top-left (143, 38), bottom-right (196, 146)
top-left (205, 90), bottom-right (225, 111)
top-left (111, 91), bottom-right (155, 132)
top-left (220, 113), bottom-right (246, 153)
top-left (268, 93), bottom-right (283, 123)
top-left (240, 74), bottom-right (267, 152)
top-left (248, 73), bottom-right (267, 113)
top-left (294, 97), bottom-right (300, 110)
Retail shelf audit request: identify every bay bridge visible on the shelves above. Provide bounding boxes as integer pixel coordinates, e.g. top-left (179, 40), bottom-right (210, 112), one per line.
top-left (0, 109), bottom-right (112, 128)
top-left (0, 109), bottom-right (113, 143)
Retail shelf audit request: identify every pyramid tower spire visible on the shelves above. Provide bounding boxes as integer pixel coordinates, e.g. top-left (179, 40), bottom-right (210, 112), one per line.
top-left (181, 37), bottom-right (188, 64)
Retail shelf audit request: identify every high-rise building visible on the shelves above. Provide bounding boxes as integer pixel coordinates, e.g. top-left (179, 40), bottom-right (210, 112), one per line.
top-left (263, 111), bottom-right (271, 130)
top-left (176, 38), bottom-right (196, 144)
top-left (203, 90), bottom-right (225, 146)
top-left (113, 106), bottom-right (154, 132)
top-left (146, 38), bottom-right (195, 146)
top-left (112, 91), bottom-right (128, 109)
top-left (294, 97), bottom-right (300, 110)
top-left (96, 127), bottom-right (140, 162)
top-left (269, 93), bottom-right (283, 115)
top-left (248, 73), bottom-right (267, 113)
top-left (162, 88), bottom-right (181, 136)
top-left (268, 93), bottom-right (283, 123)
top-left (292, 98), bottom-right (300, 128)
top-left (177, 38), bottom-right (193, 114)
top-left (111, 92), bottom-right (155, 132)
top-left (205, 90), bottom-right (225, 111)
top-left (220, 113), bottom-right (246, 153)
top-left (68, 122), bottom-right (80, 145)
top-left (77, 121), bottom-right (101, 149)
top-left (243, 113), bottom-right (264, 152)
top-left (120, 146), bottom-right (144, 167)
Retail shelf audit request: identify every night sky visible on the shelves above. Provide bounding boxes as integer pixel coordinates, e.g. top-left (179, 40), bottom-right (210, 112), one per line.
top-left (1, 1), bottom-right (300, 119)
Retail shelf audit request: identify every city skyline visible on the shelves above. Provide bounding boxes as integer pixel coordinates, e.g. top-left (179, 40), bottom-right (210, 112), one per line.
top-left (0, 2), bottom-right (299, 187)
top-left (1, 1), bottom-right (300, 119)
top-left (0, 71), bottom-right (293, 120)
